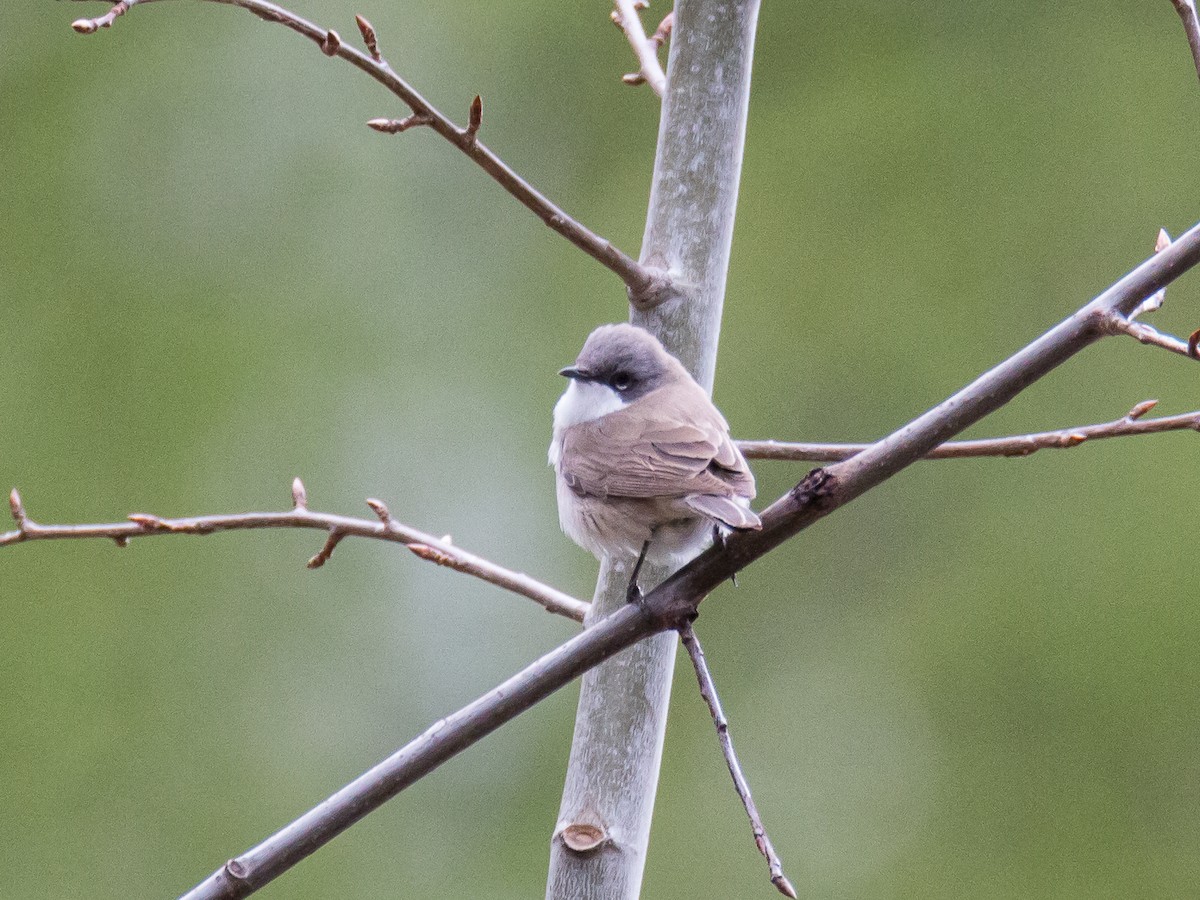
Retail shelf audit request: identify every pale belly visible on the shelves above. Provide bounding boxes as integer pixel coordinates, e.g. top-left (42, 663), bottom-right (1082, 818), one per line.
top-left (554, 474), bottom-right (712, 566)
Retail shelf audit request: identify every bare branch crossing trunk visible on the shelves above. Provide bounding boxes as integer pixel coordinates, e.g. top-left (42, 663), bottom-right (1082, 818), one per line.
top-left (546, 2), bottom-right (761, 896)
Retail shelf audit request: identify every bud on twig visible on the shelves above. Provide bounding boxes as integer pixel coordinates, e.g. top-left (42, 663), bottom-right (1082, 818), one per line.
top-left (355, 14), bottom-right (382, 62)
top-left (1127, 399), bottom-right (1159, 420)
top-left (366, 498), bottom-right (392, 525)
top-left (466, 95), bottom-right (483, 140)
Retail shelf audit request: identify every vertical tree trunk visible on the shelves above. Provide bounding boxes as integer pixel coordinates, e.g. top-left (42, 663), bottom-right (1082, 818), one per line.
top-left (545, 3), bottom-right (761, 896)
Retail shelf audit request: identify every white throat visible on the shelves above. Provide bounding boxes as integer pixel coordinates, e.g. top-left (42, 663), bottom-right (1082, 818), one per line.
top-left (553, 379), bottom-right (626, 429)
top-left (549, 379), bottom-right (627, 466)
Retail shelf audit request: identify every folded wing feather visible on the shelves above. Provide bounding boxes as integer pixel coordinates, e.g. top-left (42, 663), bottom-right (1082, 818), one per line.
top-left (557, 383), bottom-right (758, 530)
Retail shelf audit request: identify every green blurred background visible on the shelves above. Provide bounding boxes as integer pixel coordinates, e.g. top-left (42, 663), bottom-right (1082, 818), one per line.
top-left (4, 2), bottom-right (1200, 897)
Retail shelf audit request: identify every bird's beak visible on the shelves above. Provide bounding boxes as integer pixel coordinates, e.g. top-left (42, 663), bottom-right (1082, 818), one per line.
top-left (559, 365), bottom-right (592, 381)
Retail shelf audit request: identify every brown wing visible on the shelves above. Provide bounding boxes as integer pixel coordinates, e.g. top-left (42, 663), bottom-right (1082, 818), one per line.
top-left (558, 382), bottom-right (755, 503)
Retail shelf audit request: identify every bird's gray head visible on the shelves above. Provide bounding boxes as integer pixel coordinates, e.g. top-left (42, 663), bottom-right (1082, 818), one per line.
top-left (559, 323), bottom-right (679, 401)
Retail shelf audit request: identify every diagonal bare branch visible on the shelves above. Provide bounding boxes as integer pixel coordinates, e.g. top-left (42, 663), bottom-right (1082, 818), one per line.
top-left (679, 623), bottom-right (796, 899)
top-left (177, 222), bottom-right (1200, 899)
top-left (1171, 0), bottom-right (1200, 83)
top-left (2, 482), bottom-right (588, 622)
top-left (737, 401), bottom-right (1200, 462)
top-left (611, 1), bottom-right (668, 96)
top-left (179, 598), bottom-right (651, 900)
top-left (649, 219), bottom-right (1200, 623)
top-left (67, 0), bottom-right (675, 308)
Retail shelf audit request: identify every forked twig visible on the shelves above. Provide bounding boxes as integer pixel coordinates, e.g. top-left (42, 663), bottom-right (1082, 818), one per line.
top-left (679, 623), bottom-right (797, 899)
top-left (67, 0), bottom-right (674, 307)
top-left (2, 480), bottom-right (588, 622)
top-left (611, 0), bottom-right (668, 96)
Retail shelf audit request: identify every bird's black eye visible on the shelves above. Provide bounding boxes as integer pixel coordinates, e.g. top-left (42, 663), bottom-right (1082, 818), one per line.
top-left (611, 371), bottom-right (633, 392)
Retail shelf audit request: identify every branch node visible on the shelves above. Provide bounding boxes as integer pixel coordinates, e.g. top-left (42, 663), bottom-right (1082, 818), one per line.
top-left (355, 14), bottom-right (382, 62)
top-left (407, 542), bottom-right (455, 567)
top-left (559, 822), bottom-right (608, 853)
top-left (626, 266), bottom-right (679, 310)
top-left (307, 530), bottom-right (345, 569)
top-left (113, 535), bottom-right (130, 549)
top-left (1189, 327), bottom-right (1200, 360)
top-left (129, 513), bottom-right (170, 532)
top-left (320, 29), bottom-right (341, 57)
top-left (788, 467), bottom-right (836, 510)
top-left (367, 114), bottom-right (433, 134)
top-left (224, 858), bottom-right (251, 884)
top-left (292, 477), bottom-right (308, 510)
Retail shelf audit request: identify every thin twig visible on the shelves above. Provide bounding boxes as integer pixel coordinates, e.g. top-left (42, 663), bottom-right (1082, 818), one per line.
top-left (679, 623), bottom-right (796, 899)
top-left (1, 482), bottom-right (588, 622)
top-left (176, 222), bottom-right (1200, 900)
top-left (67, 0), bottom-right (673, 307)
top-left (1171, 0), bottom-right (1200, 83)
top-left (611, 0), bottom-right (668, 96)
top-left (737, 401), bottom-right (1200, 462)
top-left (1102, 313), bottom-right (1200, 359)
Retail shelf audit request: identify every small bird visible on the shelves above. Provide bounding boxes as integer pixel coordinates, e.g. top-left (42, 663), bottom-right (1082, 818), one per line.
top-left (549, 323), bottom-right (761, 582)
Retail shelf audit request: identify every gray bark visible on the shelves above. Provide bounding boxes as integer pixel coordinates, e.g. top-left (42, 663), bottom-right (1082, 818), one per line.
top-left (545, 2), bottom-right (761, 897)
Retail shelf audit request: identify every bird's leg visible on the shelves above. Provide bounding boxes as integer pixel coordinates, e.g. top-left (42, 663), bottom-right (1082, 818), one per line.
top-left (711, 524), bottom-right (726, 551)
top-left (626, 539), bottom-right (652, 605)
top-left (712, 525), bottom-right (738, 587)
